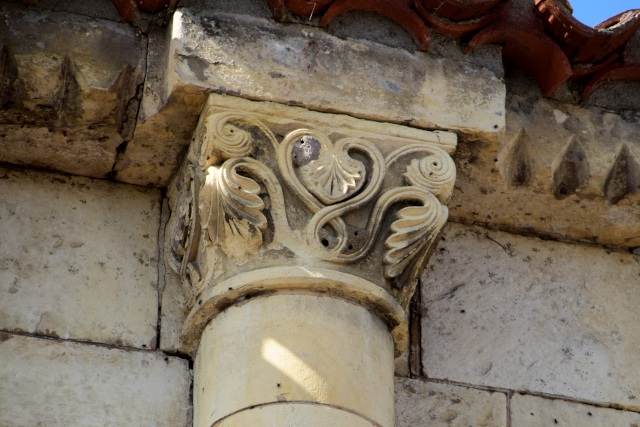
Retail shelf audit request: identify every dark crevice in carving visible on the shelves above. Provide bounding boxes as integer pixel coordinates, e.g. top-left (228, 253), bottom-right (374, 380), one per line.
top-left (106, 141), bottom-right (129, 181)
top-left (111, 64), bottom-right (145, 141)
top-left (0, 45), bottom-right (19, 109)
top-left (552, 136), bottom-right (590, 199)
top-left (409, 280), bottom-right (423, 378)
top-left (55, 56), bottom-right (82, 124)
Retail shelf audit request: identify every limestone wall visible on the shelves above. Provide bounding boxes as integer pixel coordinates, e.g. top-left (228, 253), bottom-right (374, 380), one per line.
top-left (1, 1), bottom-right (640, 426)
top-left (399, 222), bottom-right (640, 426)
top-left (0, 167), bottom-right (191, 426)
top-left (2, 168), bottom-right (637, 427)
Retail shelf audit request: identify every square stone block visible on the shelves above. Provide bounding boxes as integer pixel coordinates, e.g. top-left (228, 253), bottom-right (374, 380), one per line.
top-left (395, 378), bottom-right (506, 427)
top-left (0, 167), bottom-right (161, 348)
top-left (0, 333), bottom-right (191, 427)
top-left (421, 223), bottom-right (640, 410)
top-left (511, 394), bottom-right (640, 426)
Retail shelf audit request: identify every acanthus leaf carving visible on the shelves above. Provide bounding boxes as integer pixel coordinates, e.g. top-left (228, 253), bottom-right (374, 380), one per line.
top-left (213, 158), bottom-right (268, 259)
top-left (383, 189), bottom-right (448, 283)
top-left (167, 102), bottom-right (457, 312)
top-left (199, 111), bottom-right (278, 169)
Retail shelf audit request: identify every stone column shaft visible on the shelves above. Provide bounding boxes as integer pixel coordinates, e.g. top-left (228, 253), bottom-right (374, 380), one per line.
top-left (195, 294), bottom-right (394, 427)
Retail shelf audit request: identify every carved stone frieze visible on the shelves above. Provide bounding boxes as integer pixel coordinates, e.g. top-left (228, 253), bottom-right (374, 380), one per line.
top-left (165, 94), bottom-right (456, 354)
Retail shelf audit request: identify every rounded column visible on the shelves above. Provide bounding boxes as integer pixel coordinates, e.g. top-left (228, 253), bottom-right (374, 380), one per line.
top-left (194, 293), bottom-right (395, 427)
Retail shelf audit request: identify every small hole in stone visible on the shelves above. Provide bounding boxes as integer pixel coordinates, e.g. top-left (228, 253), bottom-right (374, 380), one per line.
top-left (198, 300), bottom-right (202, 305)
top-left (321, 239), bottom-right (329, 247)
top-left (460, 310), bottom-right (465, 313)
top-left (164, 357), bottom-right (169, 362)
top-left (228, 287), bottom-right (233, 291)
top-left (554, 420), bottom-right (558, 424)
top-left (354, 231), bottom-right (358, 236)
top-left (277, 383), bottom-right (281, 387)
top-left (493, 124), bottom-right (498, 129)
top-left (142, 344), bottom-right (147, 348)
top-left (348, 245), bottom-right (353, 250)
top-left (530, 413), bottom-right (534, 416)
top-left (588, 412), bottom-right (592, 416)
top-left (559, 188), bottom-right (567, 195)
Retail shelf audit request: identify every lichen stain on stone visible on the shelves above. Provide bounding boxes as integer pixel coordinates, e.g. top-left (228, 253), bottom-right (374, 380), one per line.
top-left (183, 55), bottom-right (210, 82)
top-left (379, 79), bottom-right (402, 94)
top-left (292, 135), bottom-right (321, 167)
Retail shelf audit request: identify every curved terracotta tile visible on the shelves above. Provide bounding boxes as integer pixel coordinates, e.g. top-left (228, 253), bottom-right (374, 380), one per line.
top-left (535, 0), bottom-right (640, 64)
top-left (465, 1), bottom-right (572, 97)
top-left (582, 63), bottom-right (640, 100)
top-left (319, 0), bottom-right (432, 51)
top-left (267, 0), bottom-right (286, 20)
top-left (414, 4), bottom-right (498, 38)
top-left (111, 0), bottom-right (174, 20)
top-left (285, 0), bottom-right (335, 16)
top-left (137, 0), bottom-right (174, 13)
top-left (582, 31), bottom-right (640, 99)
top-left (111, 0), bottom-right (136, 21)
top-left (570, 53), bottom-right (618, 80)
top-left (419, 0), bottom-right (503, 21)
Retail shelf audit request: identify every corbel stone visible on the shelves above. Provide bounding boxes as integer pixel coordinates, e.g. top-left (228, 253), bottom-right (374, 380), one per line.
top-left (164, 93), bottom-right (456, 427)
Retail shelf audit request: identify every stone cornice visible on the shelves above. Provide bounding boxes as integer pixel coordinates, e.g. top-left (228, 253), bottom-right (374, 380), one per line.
top-left (165, 94), bottom-right (456, 355)
top-left (104, 0), bottom-right (640, 99)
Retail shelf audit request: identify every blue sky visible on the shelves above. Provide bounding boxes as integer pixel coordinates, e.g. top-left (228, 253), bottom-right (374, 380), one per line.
top-left (569, 0), bottom-right (639, 26)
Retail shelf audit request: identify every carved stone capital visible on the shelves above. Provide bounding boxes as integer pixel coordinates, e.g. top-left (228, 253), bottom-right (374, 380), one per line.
top-left (166, 94), bottom-right (456, 355)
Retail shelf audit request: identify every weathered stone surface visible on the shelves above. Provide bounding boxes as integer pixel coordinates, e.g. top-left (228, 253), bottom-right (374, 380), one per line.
top-left (395, 377), bottom-right (507, 427)
top-left (0, 167), bottom-right (161, 348)
top-left (158, 94), bottom-right (460, 373)
top-left (217, 403), bottom-right (375, 427)
top-left (0, 3), bottom-right (146, 178)
top-left (159, 263), bottom-right (188, 353)
top-left (158, 197), bottom-right (189, 353)
top-left (11, 0), bottom-right (125, 23)
top-left (511, 394), bottom-right (640, 426)
top-left (195, 294), bottom-right (395, 427)
top-left (0, 124), bottom-right (121, 178)
top-left (116, 9), bottom-right (504, 186)
top-left (422, 223), bottom-right (640, 410)
top-left (159, 248), bottom-right (414, 377)
top-left (0, 333), bottom-right (191, 427)
top-left (450, 66), bottom-right (640, 248)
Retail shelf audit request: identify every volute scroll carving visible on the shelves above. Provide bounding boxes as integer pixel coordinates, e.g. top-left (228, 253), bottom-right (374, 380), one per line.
top-left (166, 95), bottom-right (457, 332)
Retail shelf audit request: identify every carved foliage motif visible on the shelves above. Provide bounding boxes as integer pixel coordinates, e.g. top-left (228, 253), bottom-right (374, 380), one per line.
top-left (295, 135), bottom-right (366, 205)
top-left (169, 111), bottom-right (455, 307)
